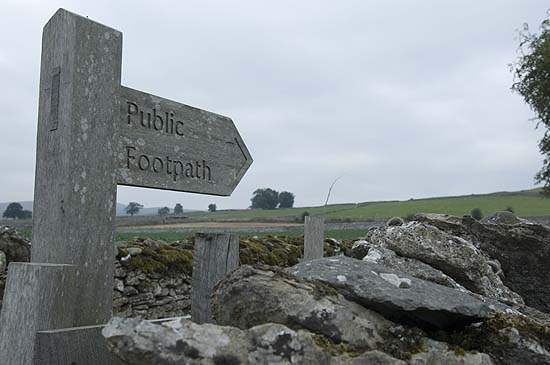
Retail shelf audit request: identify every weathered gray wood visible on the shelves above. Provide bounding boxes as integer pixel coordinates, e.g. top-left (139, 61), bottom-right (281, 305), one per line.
top-left (31, 8), bottom-right (122, 326)
top-left (1, 7), bottom-right (253, 363)
top-left (304, 216), bottom-right (325, 260)
top-left (117, 86), bottom-right (253, 196)
top-left (191, 234), bottom-right (239, 323)
top-left (34, 325), bottom-right (121, 365)
top-left (0, 263), bottom-right (77, 365)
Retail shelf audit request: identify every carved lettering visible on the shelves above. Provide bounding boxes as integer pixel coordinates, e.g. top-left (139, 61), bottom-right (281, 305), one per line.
top-left (126, 101), bottom-right (186, 137)
top-left (127, 102), bottom-right (138, 124)
top-left (49, 66), bottom-right (61, 131)
top-left (124, 146), bottom-right (212, 182)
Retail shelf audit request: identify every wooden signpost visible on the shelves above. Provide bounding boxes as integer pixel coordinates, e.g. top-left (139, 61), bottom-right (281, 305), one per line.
top-left (0, 8), bottom-right (252, 364)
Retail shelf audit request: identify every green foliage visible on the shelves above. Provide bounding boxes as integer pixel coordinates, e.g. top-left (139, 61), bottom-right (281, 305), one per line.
top-left (505, 206), bottom-right (515, 213)
top-left (471, 208), bottom-right (483, 220)
top-left (251, 188), bottom-right (279, 209)
top-left (511, 12), bottom-right (550, 196)
top-left (404, 213), bottom-right (416, 222)
top-left (173, 203), bottom-right (183, 214)
top-left (158, 206), bottom-right (170, 216)
top-left (19, 210), bottom-right (32, 219)
top-left (208, 203), bottom-right (217, 212)
top-left (301, 211), bottom-right (310, 223)
top-left (2, 202), bottom-right (30, 220)
top-left (125, 202), bottom-right (143, 216)
top-left (278, 191), bottom-right (295, 208)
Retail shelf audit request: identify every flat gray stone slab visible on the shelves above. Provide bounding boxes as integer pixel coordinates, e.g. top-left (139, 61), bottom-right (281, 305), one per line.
top-left (288, 256), bottom-right (491, 330)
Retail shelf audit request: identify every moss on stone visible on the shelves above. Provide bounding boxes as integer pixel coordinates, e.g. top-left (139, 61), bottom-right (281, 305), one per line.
top-left (117, 248), bottom-right (129, 258)
top-left (117, 234), bottom-right (356, 277)
top-left (119, 242), bottom-right (193, 274)
top-left (312, 334), bottom-right (358, 356)
top-left (452, 346), bottom-right (466, 357)
top-left (382, 327), bottom-right (426, 360)
top-left (239, 236), bottom-right (303, 267)
top-left (441, 312), bottom-right (550, 360)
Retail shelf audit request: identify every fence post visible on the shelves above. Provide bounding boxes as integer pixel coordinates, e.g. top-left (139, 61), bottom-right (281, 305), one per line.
top-left (191, 233), bottom-right (239, 324)
top-left (304, 216), bottom-right (325, 261)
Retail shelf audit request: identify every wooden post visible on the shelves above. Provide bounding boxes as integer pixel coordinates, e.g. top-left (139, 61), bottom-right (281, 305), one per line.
top-left (31, 9), bottom-right (122, 326)
top-left (304, 216), bottom-right (325, 261)
top-left (0, 263), bottom-right (77, 364)
top-left (191, 234), bottom-right (239, 324)
top-left (0, 8), bottom-right (253, 362)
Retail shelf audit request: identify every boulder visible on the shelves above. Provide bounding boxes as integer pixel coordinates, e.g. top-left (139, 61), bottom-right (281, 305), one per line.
top-left (212, 265), bottom-right (393, 351)
top-left (386, 217), bottom-right (404, 227)
top-left (410, 336), bottom-right (494, 365)
top-left (352, 240), bottom-right (465, 290)
top-left (365, 222), bottom-right (524, 306)
top-left (102, 317), bottom-right (405, 365)
top-left (450, 313), bottom-right (550, 365)
top-left (415, 213), bottom-right (550, 313)
top-left (289, 256), bottom-right (491, 330)
top-left (0, 226), bottom-right (30, 265)
top-left (480, 211), bottom-right (523, 225)
top-left (0, 251), bottom-right (6, 273)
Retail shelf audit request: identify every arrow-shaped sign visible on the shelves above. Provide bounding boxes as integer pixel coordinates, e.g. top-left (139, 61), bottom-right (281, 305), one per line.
top-left (116, 86), bottom-right (253, 196)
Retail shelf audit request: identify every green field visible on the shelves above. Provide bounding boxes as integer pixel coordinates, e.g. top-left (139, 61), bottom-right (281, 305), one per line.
top-left (16, 189), bottom-right (549, 243)
top-left (187, 189), bottom-right (550, 220)
top-left (115, 229), bottom-right (367, 242)
top-left (20, 228), bottom-right (367, 242)
top-left (326, 191), bottom-right (550, 219)
top-left (185, 204), bottom-right (357, 220)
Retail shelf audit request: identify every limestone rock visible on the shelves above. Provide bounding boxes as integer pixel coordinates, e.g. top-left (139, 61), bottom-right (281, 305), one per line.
top-left (480, 211), bottom-right (522, 225)
top-left (415, 213), bottom-right (550, 313)
top-left (411, 337), bottom-right (494, 365)
top-left (352, 240), bottom-right (465, 290)
top-left (289, 256), bottom-right (491, 330)
top-left (351, 239), bottom-right (370, 260)
top-left (212, 265), bottom-right (393, 351)
top-left (0, 226), bottom-right (30, 265)
top-left (452, 313), bottom-right (550, 365)
top-left (366, 222), bottom-right (524, 306)
top-left (103, 317), bottom-right (393, 364)
top-left (386, 216), bottom-right (404, 227)
top-left (0, 251), bottom-right (6, 273)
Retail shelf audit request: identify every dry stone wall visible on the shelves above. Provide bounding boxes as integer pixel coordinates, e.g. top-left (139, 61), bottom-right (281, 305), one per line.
top-left (0, 229), bottom-right (348, 319)
top-left (112, 260), bottom-right (192, 319)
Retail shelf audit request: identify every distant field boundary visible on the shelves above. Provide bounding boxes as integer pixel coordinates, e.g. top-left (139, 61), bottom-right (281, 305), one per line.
top-left (117, 221), bottom-right (385, 235)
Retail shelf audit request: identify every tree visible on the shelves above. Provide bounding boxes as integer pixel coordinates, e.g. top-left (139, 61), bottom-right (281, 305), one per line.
top-left (208, 203), bottom-right (217, 212)
top-left (125, 202), bottom-right (143, 216)
top-left (471, 208), bottom-right (483, 221)
top-left (511, 11), bottom-right (550, 196)
top-left (3, 202), bottom-right (23, 219)
top-left (250, 188), bottom-right (279, 209)
top-left (158, 206), bottom-right (170, 216)
top-left (174, 203), bottom-right (183, 214)
top-left (278, 191), bottom-right (295, 208)
top-left (19, 210), bottom-right (32, 219)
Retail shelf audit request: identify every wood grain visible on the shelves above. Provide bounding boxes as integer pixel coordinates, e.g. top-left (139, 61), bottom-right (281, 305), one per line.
top-left (304, 216), bottom-right (325, 261)
top-left (116, 86), bottom-right (253, 196)
top-left (191, 234), bottom-right (239, 323)
top-left (30, 8), bottom-right (121, 326)
top-left (0, 263), bottom-right (77, 364)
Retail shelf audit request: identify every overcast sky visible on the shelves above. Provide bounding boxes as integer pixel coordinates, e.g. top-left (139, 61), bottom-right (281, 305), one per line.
top-left (1, 1), bottom-right (548, 210)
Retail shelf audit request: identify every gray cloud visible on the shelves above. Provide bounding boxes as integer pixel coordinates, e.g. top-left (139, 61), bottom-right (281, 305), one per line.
top-left (0, 0), bottom-right (547, 210)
